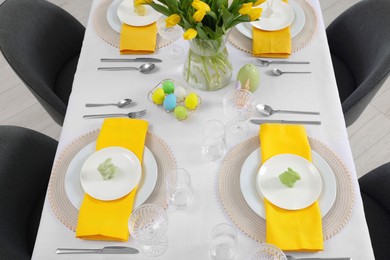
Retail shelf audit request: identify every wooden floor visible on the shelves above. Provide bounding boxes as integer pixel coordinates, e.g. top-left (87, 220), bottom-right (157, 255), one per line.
top-left (0, 0), bottom-right (389, 178)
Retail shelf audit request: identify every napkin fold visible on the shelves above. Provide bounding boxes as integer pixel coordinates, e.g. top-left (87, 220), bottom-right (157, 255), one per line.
top-left (252, 0), bottom-right (291, 58)
top-left (119, 23), bottom-right (157, 54)
top-left (76, 118), bottom-right (148, 241)
top-left (259, 124), bottom-right (323, 251)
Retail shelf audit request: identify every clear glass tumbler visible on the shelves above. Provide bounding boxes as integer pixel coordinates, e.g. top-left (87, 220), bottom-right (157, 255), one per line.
top-left (209, 223), bottom-right (238, 260)
top-left (167, 168), bottom-right (194, 210)
top-left (202, 119), bottom-right (226, 161)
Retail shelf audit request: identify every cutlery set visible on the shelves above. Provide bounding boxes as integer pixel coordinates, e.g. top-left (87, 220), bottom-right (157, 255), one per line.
top-left (97, 57), bottom-right (161, 72)
top-left (255, 58), bottom-right (312, 76)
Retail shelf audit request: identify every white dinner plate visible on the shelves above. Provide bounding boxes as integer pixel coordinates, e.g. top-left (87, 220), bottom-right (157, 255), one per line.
top-left (117, 0), bottom-right (162, 27)
top-left (251, 0), bottom-right (294, 31)
top-left (240, 149), bottom-right (336, 218)
top-left (257, 154), bottom-right (322, 210)
top-left (65, 142), bottom-right (158, 207)
top-left (236, 0), bottom-right (305, 38)
top-left (107, 0), bottom-right (122, 33)
top-left (80, 147), bottom-right (142, 201)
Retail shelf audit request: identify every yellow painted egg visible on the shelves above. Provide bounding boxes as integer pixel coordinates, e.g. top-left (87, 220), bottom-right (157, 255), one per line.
top-left (184, 93), bottom-right (199, 110)
top-left (152, 88), bottom-right (165, 105)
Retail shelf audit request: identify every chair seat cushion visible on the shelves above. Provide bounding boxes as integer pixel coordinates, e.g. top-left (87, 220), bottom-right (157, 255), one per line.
top-left (331, 54), bottom-right (356, 103)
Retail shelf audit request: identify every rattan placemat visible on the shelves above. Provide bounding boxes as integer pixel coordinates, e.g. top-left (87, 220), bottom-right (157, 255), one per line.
top-left (93, 0), bottom-right (172, 49)
top-left (48, 130), bottom-right (176, 231)
top-left (228, 0), bottom-right (318, 54)
top-left (219, 136), bottom-right (354, 242)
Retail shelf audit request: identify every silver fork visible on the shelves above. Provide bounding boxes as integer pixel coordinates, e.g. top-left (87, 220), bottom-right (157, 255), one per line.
top-left (286, 255), bottom-right (351, 260)
top-left (83, 109), bottom-right (147, 119)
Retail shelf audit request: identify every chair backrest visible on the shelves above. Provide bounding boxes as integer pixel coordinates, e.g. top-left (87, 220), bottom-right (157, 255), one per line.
top-left (0, 125), bottom-right (57, 260)
top-left (326, 0), bottom-right (390, 126)
top-left (0, 0), bottom-right (85, 125)
top-left (359, 162), bottom-right (390, 259)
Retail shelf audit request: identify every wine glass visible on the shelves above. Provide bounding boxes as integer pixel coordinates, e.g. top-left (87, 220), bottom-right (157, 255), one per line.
top-left (156, 16), bottom-right (184, 59)
top-left (245, 243), bottom-right (287, 260)
top-left (223, 89), bottom-right (255, 139)
top-left (128, 204), bottom-right (168, 257)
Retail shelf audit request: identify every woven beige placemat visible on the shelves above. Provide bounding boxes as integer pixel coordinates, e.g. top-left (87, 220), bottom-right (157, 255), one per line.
top-left (219, 136), bottom-right (354, 242)
top-left (228, 0), bottom-right (318, 54)
top-left (93, 0), bottom-right (172, 49)
top-left (48, 130), bottom-right (176, 231)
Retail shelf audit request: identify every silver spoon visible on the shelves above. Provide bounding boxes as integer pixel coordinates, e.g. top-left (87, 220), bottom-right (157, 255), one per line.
top-left (256, 59), bottom-right (310, 67)
top-left (85, 98), bottom-right (132, 108)
top-left (256, 104), bottom-right (320, 116)
top-left (97, 63), bottom-right (156, 73)
top-left (272, 68), bottom-right (311, 76)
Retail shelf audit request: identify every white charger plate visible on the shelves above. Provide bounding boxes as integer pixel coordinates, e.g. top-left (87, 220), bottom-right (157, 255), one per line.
top-left (236, 0), bottom-right (305, 38)
top-left (65, 142), bottom-right (157, 207)
top-left (240, 149), bottom-right (336, 218)
top-left (256, 154), bottom-right (322, 210)
top-left (251, 0), bottom-right (294, 31)
top-left (80, 147), bottom-right (142, 201)
top-left (106, 0), bottom-right (122, 33)
top-left (117, 0), bottom-right (161, 27)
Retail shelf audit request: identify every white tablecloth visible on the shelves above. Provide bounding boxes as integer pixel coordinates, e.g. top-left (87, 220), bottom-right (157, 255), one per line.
top-left (32, 0), bottom-right (375, 259)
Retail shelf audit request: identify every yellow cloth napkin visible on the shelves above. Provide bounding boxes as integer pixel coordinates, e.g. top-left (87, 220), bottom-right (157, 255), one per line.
top-left (259, 124), bottom-right (324, 251)
top-left (119, 23), bottom-right (157, 54)
top-left (252, 0), bottom-right (291, 58)
top-left (76, 118), bottom-right (148, 241)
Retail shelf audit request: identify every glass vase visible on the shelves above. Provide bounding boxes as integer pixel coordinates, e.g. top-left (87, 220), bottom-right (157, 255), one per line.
top-left (183, 34), bottom-right (233, 91)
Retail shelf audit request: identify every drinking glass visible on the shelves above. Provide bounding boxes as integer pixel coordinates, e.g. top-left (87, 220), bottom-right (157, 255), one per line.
top-left (128, 204), bottom-right (168, 257)
top-left (245, 243), bottom-right (287, 260)
top-left (156, 16), bottom-right (184, 59)
top-left (202, 119), bottom-right (226, 161)
top-left (223, 89), bottom-right (255, 139)
top-left (166, 168), bottom-right (194, 210)
top-left (209, 223), bottom-right (238, 260)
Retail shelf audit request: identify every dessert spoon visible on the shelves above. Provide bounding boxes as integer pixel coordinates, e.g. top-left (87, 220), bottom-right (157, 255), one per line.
top-left (97, 63), bottom-right (155, 73)
top-left (256, 104), bottom-right (320, 116)
top-left (85, 98), bottom-right (132, 108)
top-left (272, 68), bottom-right (311, 76)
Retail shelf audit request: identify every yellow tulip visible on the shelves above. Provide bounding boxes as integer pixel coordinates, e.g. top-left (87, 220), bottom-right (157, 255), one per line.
top-left (193, 9), bottom-right (206, 22)
top-left (191, 0), bottom-right (210, 12)
top-left (239, 3), bottom-right (253, 15)
top-left (248, 8), bottom-right (262, 21)
top-left (134, 0), bottom-right (153, 5)
top-left (166, 14), bottom-right (181, 28)
top-left (183, 28), bottom-right (197, 40)
top-left (253, 0), bottom-right (267, 6)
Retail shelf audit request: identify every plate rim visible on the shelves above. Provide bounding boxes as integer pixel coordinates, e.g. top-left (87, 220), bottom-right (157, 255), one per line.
top-left (256, 153), bottom-right (323, 210)
top-left (79, 146), bottom-right (142, 201)
top-left (65, 142), bottom-right (158, 208)
top-left (240, 148), bottom-right (336, 218)
top-left (250, 0), bottom-right (294, 31)
top-left (117, 0), bottom-right (162, 27)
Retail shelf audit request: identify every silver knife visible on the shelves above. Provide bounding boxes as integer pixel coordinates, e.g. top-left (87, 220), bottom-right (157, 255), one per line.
top-left (250, 119), bottom-right (322, 125)
top-left (101, 58), bottom-right (162, 62)
top-left (56, 246), bottom-right (139, 254)
top-left (287, 256), bottom-right (350, 260)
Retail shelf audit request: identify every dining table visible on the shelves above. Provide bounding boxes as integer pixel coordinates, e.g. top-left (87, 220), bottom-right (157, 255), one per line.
top-left (32, 0), bottom-right (375, 259)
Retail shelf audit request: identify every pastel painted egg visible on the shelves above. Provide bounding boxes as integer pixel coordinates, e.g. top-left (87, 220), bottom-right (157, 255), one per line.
top-left (236, 63), bottom-right (260, 92)
top-left (174, 86), bottom-right (187, 102)
top-left (162, 80), bottom-right (175, 94)
top-left (163, 93), bottom-right (176, 111)
top-left (174, 106), bottom-right (188, 121)
top-left (152, 88), bottom-right (165, 105)
top-left (184, 93), bottom-right (199, 110)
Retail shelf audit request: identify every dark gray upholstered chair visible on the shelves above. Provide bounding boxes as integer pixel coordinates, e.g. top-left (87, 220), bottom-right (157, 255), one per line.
top-left (0, 126), bottom-right (58, 260)
top-left (359, 162), bottom-right (390, 260)
top-left (326, 0), bottom-right (390, 127)
top-left (0, 0), bottom-right (85, 126)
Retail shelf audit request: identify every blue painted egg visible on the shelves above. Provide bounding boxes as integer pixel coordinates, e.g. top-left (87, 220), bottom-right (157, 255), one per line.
top-left (163, 94), bottom-right (176, 112)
